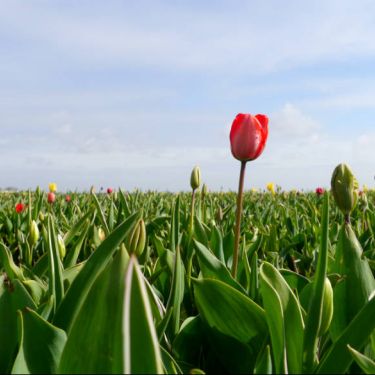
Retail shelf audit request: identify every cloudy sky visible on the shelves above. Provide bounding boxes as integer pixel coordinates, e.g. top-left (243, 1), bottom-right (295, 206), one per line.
top-left (1, 0), bottom-right (375, 192)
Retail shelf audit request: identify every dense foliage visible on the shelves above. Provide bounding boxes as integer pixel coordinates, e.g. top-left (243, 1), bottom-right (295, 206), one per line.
top-left (1, 187), bottom-right (374, 374)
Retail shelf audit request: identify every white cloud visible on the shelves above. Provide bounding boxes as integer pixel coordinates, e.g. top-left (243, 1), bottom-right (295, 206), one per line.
top-left (2, 0), bottom-right (375, 74)
top-left (270, 103), bottom-right (321, 138)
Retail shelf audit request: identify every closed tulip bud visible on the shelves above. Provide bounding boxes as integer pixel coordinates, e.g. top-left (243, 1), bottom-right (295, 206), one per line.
top-left (47, 192), bottom-right (56, 204)
top-left (127, 219), bottom-right (146, 256)
top-left (331, 163), bottom-right (358, 215)
top-left (230, 113), bottom-right (269, 162)
top-left (190, 166), bottom-right (201, 191)
top-left (98, 227), bottom-right (106, 242)
top-left (216, 206), bottom-right (223, 222)
top-left (202, 183), bottom-right (208, 195)
top-left (57, 234), bottom-right (66, 259)
top-left (318, 277), bottom-right (334, 336)
top-left (315, 187), bottom-right (324, 196)
top-left (48, 182), bottom-right (57, 193)
top-left (30, 220), bottom-right (39, 246)
top-left (39, 211), bottom-right (45, 222)
top-left (266, 182), bottom-right (276, 195)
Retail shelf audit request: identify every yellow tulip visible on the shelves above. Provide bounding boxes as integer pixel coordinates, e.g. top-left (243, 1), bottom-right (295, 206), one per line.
top-left (48, 183), bottom-right (57, 192)
top-left (363, 184), bottom-right (369, 193)
top-left (266, 182), bottom-right (275, 195)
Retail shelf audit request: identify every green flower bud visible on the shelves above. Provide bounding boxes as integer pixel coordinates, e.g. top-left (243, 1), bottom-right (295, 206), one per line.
top-left (318, 277), bottom-right (334, 336)
top-left (30, 220), bottom-right (40, 246)
top-left (190, 166), bottom-right (201, 191)
top-left (98, 227), bottom-right (106, 242)
top-left (202, 183), bottom-right (208, 197)
top-left (331, 163), bottom-right (359, 215)
top-left (57, 234), bottom-right (66, 259)
top-left (127, 219), bottom-right (146, 256)
top-left (39, 211), bottom-right (45, 222)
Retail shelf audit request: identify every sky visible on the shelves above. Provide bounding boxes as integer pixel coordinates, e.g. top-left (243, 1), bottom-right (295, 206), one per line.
top-left (1, 0), bottom-right (375, 192)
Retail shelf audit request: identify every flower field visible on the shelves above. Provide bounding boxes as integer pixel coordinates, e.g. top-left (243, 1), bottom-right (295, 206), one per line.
top-left (0, 180), bottom-right (374, 374)
top-left (1, 114), bottom-right (374, 374)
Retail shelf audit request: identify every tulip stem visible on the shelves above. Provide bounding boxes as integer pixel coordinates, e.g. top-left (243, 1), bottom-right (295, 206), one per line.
top-left (232, 161), bottom-right (247, 278)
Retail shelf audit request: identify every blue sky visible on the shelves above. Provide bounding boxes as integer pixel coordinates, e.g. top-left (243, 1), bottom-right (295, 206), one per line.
top-left (1, 0), bottom-right (375, 192)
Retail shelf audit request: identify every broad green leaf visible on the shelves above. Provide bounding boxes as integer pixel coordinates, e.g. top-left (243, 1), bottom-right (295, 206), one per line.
top-left (173, 316), bottom-right (205, 372)
top-left (193, 240), bottom-right (245, 293)
top-left (210, 224), bottom-right (225, 263)
top-left (348, 345), bottom-right (375, 374)
top-left (317, 293), bottom-right (375, 374)
top-left (58, 246), bottom-right (128, 373)
top-left (165, 246), bottom-right (184, 338)
top-left (53, 212), bottom-right (140, 333)
top-left (62, 262), bottom-right (85, 290)
top-left (11, 308), bottom-right (67, 374)
top-left (0, 277), bottom-right (36, 373)
top-left (0, 242), bottom-right (25, 281)
top-left (279, 269), bottom-right (309, 294)
top-left (194, 218), bottom-right (208, 247)
top-left (259, 262), bottom-right (304, 374)
top-left (63, 210), bottom-right (92, 247)
top-left (123, 256), bottom-right (164, 374)
top-left (193, 278), bottom-right (267, 344)
top-left (332, 222), bottom-right (375, 331)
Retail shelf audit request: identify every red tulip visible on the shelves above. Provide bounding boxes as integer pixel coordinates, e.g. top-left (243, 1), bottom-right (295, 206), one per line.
top-left (230, 113), bottom-right (269, 161)
top-left (107, 188), bottom-right (113, 194)
top-left (65, 194), bottom-right (71, 203)
top-left (15, 203), bottom-right (25, 213)
top-left (48, 192), bottom-right (56, 203)
top-left (316, 187), bottom-right (324, 196)
top-left (229, 112), bottom-right (269, 278)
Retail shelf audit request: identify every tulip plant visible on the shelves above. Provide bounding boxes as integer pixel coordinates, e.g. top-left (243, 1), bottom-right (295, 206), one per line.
top-left (0, 128), bottom-right (374, 375)
top-left (229, 113), bottom-right (269, 277)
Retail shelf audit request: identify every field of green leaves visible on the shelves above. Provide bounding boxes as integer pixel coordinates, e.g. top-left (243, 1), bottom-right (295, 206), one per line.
top-left (1, 174), bottom-right (375, 374)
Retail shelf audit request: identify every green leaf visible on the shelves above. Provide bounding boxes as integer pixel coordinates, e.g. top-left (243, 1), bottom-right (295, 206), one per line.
top-left (193, 278), bottom-right (267, 344)
top-left (332, 222), bottom-right (375, 329)
top-left (165, 246), bottom-right (184, 338)
top-left (193, 240), bottom-right (244, 293)
top-left (303, 191), bottom-right (330, 372)
top-left (46, 215), bottom-right (64, 313)
top-left (63, 210), bottom-right (92, 247)
top-left (173, 316), bottom-right (205, 372)
top-left (0, 277), bottom-right (36, 373)
top-left (91, 192), bottom-right (110, 236)
top-left (11, 308), bottom-right (67, 374)
top-left (53, 212), bottom-right (140, 333)
top-left (63, 220), bottom-right (90, 268)
top-left (161, 347), bottom-right (183, 375)
top-left (259, 261), bottom-right (304, 374)
top-left (0, 242), bottom-right (25, 281)
top-left (347, 345), bottom-right (375, 374)
top-left (254, 345), bottom-right (272, 374)
top-left (317, 293), bottom-right (375, 374)
top-left (58, 246), bottom-right (128, 373)
top-left (210, 224), bottom-right (225, 263)
top-left (123, 256), bottom-right (164, 374)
